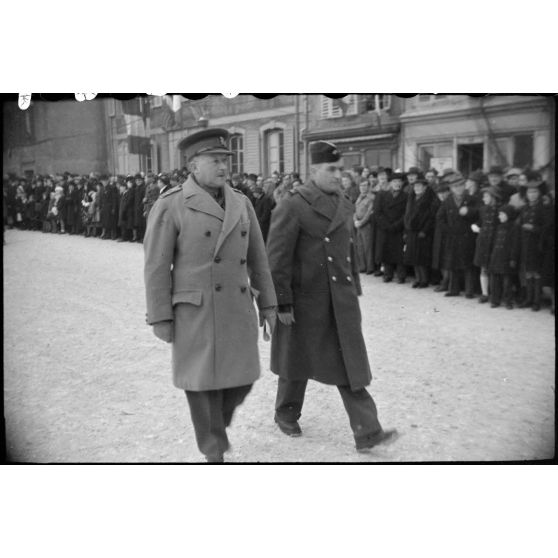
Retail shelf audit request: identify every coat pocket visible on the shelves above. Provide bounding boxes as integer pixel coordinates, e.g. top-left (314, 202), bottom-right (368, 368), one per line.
top-left (171, 290), bottom-right (203, 307)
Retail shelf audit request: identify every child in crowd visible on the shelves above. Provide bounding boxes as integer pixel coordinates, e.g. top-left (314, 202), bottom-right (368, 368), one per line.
top-left (353, 181), bottom-right (376, 274)
top-left (472, 185), bottom-right (501, 303)
top-left (488, 205), bottom-right (519, 309)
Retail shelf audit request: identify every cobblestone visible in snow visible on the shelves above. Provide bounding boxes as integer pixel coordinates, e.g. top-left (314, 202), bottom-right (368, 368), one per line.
top-left (3, 229), bottom-right (555, 462)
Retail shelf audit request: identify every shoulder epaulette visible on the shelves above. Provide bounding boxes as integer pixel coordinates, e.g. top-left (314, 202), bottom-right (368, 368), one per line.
top-left (160, 185), bottom-right (182, 198)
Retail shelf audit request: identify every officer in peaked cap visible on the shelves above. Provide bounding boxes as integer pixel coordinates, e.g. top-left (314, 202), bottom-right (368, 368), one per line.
top-left (266, 140), bottom-right (398, 453)
top-left (143, 128), bottom-right (277, 463)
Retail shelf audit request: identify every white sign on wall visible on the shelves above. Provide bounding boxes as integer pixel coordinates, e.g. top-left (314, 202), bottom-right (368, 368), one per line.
top-left (430, 157), bottom-right (453, 174)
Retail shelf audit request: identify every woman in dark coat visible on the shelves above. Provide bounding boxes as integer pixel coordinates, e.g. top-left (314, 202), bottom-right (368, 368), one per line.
top-left (517, 180), bottom-right (552, 311)
top-left (118, 178), bottom-right (135, 242)
top-left (436, 173), bottom-right (479, 297)
top-left (100, 176), bottom-right (119, 239)
top-left (488, 205), bottom-right (520, 309)
top-left (403, 177), bottom-right (439, 287)
top-left (472, 186), bottom-right (500, 302)
top-left (374, 172), bottom-right (408, 283)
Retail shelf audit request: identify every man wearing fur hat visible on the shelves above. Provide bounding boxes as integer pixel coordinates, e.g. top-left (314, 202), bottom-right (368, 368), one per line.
top-left (144, 128), bottom-right (277, 463)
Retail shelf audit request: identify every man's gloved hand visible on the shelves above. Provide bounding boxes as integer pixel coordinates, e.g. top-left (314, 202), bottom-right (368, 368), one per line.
top-left (259, 307), bottom-right (277, 339)
top-left (153, 321), bottom-right (173, 343)
top-left (277, 305), bottom-right (295, 326)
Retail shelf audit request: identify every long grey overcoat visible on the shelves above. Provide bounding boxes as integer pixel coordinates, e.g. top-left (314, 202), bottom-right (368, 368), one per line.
top-left (266, 181), bottom-right (372, 391)
top-left (144, 176), bottom-right (277, 391)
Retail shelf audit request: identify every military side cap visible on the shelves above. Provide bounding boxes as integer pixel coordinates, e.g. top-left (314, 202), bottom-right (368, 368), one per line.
top-left (178, 128), bottom-right (232, 161)
top-left (310, 141), bottom-right (341, 164)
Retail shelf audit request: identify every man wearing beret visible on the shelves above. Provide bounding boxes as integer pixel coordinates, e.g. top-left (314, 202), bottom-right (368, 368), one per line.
top-left (266, 140), bottom-right (397, 454)
top-left (144, 128), bottom-right (277, 463)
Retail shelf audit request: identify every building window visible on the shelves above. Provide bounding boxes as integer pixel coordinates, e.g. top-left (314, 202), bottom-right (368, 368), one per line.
top-left (229, 134), bottom-right (244, 175)
top-left (151, 96), bottom-right (163, 108)
top-left (320, 95), bottom-right (358, 118)
top-left (364, 94), bottom-right (392, 112)
top-left (418, 142), bottom-right (453, 172)
top-left (266, 129), bottom-right (284, 174)
top-left (513, 134), bottom-right (534, 168)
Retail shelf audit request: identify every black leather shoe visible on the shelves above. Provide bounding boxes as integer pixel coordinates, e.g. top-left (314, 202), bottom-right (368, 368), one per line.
top-left (373, 271), bottom-right (383, 277)
top-left (434, 285), bottom-right (448, 292)
top-left (383, 276), bottom-right (393, 283)
top-left (356, 429), bottom-right (399, 453)
top-left (479, 295), bottom-right (489, 303)
top-left (206, 455), bottom-right (224, 463)
top-left (397, 278), bottom-right (406, 284)
top-left (444, 292), bottom-right (460, 297)
top-left (412, 282), bottom-right (420, 288)
top-left (274, 415), bottom-right (302, 437)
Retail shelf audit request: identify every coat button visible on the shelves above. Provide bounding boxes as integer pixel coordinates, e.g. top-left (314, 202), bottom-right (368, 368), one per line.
top-left (240, 286), bottom-right (247, 293)
top-left (324, 237), bottom-right (330, 242)
top-left (327, 256), bottom-right (333, 262)
top-left (347, 276), bottom-right (352, 282)
top-left (346, 256), bottom-right (351, 263)
top-left (214, 256), bottom-right (221, 263)
top-left (240, 258), bottom-right (247, 264)
top-left (205, 231), bottom-right (211, 237)
top-left (215, 284), bottom-right (222, 291)
top-left (241, 230), bottom-right (247, 237)
top-left (332, 276), bottom-right (337, 282)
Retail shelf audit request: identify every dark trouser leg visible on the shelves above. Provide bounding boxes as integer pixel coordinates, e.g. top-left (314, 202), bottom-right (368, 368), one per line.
top-left (491, 274), bottom-right (502, 305)
top-left (448, 270), bottom-right (460, 294)
top-left (337, 386), bottom-right (383, 446)
top-left (464, 268), bottom-right (475, 297)
top-left (383, 263), bottom-right (394, 280)
top-left (532, 278), bottom-right (542, 311)
top-left (520, 278), bottom-right (534, 308)
top-left (223, 384), bottom-right (252, 427)
top-left (275, 377), bottom-right (308, 422)
top-left (396, 263), bottom-right (406, 281)
top-left (503, 274), bottom-right (514, 307)
top-left (185, 386), bottom-right (251, 461)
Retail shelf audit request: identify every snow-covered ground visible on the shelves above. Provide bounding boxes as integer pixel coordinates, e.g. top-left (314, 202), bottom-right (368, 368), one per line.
top-left (3, 229), bottom-right (555, 462)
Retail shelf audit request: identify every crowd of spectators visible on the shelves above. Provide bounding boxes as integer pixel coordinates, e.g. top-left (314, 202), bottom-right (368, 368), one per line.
top-left (3, 163), bottom-right (554, 315)
top-left (346, 164), bottom-right (555, 315)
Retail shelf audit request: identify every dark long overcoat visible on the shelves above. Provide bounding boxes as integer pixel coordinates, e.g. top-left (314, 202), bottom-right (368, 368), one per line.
top-left (266, 181), bottom-right (371, 391)
top-left (473, 204), bottom-right (499, 269)
top-left (540, 204), bottom-right (555, 287)
top-left (517, 199), bottom-right (551, 274)
top-left (118, 187), bottom-right (135, 230)
top-left (133, 182), bottom-right (146, 229)
top-left (374, 189), bottom-right (408, 265)
top-left (488, 221), bottom-right (520, 275)
top-left (436, 193), bottom-right (479, 270)
top-left (144, 177), bottom-right (277, 391)
top-left (403, 189), bottom-right (439, 267)
top-left (100, 184), bottom-right (119, 229)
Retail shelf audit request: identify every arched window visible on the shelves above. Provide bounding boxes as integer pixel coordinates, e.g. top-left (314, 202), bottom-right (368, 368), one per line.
top-left (265, 128), bottom-right (284, 175)
top-left (229, 133), bottom-right (244, 175)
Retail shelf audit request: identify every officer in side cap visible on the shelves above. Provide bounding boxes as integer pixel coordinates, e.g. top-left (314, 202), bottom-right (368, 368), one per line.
top-left (143, 128), bottom-right (277, 463)
top-left (266, 140), bottom-right (398, 453)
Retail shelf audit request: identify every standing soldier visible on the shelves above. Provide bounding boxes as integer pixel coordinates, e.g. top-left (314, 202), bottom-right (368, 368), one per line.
top-left (266, 140), bottom-right (397, 454)
top-left (144, 128), bottom-right (277, 463)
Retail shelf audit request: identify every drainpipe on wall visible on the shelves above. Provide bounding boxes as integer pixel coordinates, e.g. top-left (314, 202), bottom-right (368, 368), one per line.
top-left (304, 94), bottom-right (310, 180)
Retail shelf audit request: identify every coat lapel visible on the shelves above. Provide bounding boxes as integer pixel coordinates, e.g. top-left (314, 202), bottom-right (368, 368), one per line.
top-left (182, 176), bottom-right (225, 222)
top-left (327, 194), bottom-right (352, 234)
top-left (298, 181), bottom-right (337, 221)
top-left (214, 184), bottom-right (242, 255)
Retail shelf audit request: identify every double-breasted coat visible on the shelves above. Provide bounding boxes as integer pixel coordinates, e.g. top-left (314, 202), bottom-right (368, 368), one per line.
top-left (144, 176), bottom-right (277, 391)
top-left (266, 181), bottom-right (371, 391)
top-left (403, 188), bottom-right (439, 267)
top-left (436, 193), bottom-right (479, 271)
top-left (473, 204), bottom-right (499, 269)
top-left (488, 221), bottom-right (519, 275)
top-left (374, 189), bottom-right (408, 265)
top-left (118, 187), bottom-right (135, 230)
